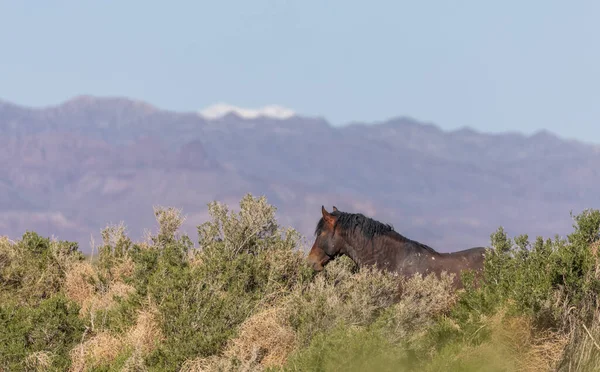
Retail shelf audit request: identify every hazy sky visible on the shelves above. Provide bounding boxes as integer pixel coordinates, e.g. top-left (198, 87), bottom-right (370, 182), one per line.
top-left (1, 1), bottom-right (599, 142)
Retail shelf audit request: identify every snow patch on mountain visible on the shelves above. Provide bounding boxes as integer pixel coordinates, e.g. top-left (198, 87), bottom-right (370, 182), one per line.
top-left (199, 103), bottom-right (296, 120)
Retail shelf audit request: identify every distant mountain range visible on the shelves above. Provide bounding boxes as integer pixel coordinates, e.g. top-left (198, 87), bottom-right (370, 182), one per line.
top-left (1, 95), bottom-right (599, 253)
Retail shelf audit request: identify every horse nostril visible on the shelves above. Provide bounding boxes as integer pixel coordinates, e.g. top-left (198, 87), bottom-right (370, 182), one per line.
top-left (311, 261), bottom-right (323, 272)
top-left (307, 255), bottom-right (324, 271)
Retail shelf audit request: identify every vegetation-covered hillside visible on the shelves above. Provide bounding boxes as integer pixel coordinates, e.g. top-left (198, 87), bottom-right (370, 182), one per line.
top-left (1, 194), bottom-right (600, 371)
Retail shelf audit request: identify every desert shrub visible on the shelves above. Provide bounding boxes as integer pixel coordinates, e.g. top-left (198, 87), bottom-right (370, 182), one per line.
top-left (131, 195), bottom-right (313, 370)
top-left (283, 256), bottom-right (397, 346)
top-left (0, 294), bottom-right (85, 371)
top-left (376, 270), bottom-right (458, 353)
top-left (445, 209), bottom-right (600, 370)
top-left (0, 233), bottom-right (86, 370)
top-left (458, 210), bottom-right (600, 323)
top-left (0, 231), bottom-right (83, 304)
top-left (98, 222), bottom-right (134, 269)
top-left (62, 224), bottom-right (141, 340)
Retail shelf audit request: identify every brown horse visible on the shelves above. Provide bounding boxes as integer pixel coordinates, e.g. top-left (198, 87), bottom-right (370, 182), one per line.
top-left (306, 206), bottom-right (488, 289)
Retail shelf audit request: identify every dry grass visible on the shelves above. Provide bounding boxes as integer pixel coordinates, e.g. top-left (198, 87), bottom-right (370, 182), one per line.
top-left (556, 306), bottom-right (600, 372)
top-left (80, 281), bottom-right (136, 319)
top-left (65, 258), bottom-right (136, 320)
top-left (495, 312), bottom-right (567, 372)
top-left (64, 261), bottom-right (98, 308)
top-left (67, 304), bottom-right (162, 371)
top-left (120, 351), bottom-right (149, 372)
top-left (433, 308), bottom-right (568, 372)
top-left (226, 306), bottom-right (297, 368)
top-left (125, 306), bottom-right (164, 356)
top-left (69, 331), bottom-right (124, 372)
top-left (112, 256), bottom-right (136, 282)
top-left (24, 351), bottom-right (54, 371)
top-left (521, 328), bottom-right (569, 372)
top-left (179, 306), bottom-right (296, 372)
top-left (180, 356), bottom-right (249, 372)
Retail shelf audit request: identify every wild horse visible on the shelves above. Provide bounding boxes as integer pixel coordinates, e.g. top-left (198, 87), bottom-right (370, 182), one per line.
top-left (306, 206), bottom-right (488, 289)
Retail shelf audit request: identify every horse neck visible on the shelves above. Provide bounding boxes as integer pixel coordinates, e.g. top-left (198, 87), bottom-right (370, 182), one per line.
top-left (340, 230), bottom-right (440, 269)
top-left (339, 230), bottom-right (396, 268)
top-left (387, 231), bottom-right (442, 257)
top-left (339, 232), bottom-right (373, 267)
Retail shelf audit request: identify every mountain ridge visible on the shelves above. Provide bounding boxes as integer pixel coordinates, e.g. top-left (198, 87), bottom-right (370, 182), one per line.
top-left (4, 94), bottom-right (599, 147)
top-left (1, 95), bottom-right (598, 253)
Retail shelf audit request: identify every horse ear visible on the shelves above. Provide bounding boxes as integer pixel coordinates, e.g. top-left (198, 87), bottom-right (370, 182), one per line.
top-left (332, 206), bottom-right (339, 212)
top-left (321, 205), bottom-right (335, 225)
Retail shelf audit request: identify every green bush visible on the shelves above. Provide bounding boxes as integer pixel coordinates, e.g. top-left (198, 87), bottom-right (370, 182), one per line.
top-left (457, 210), bottom-right (600, 325)
top-left (134, 195), bottom-right (314, 370)
top-left (0, 294), bottom-right (85, 371)
top-left (443, 209), bottom-right (600, 371)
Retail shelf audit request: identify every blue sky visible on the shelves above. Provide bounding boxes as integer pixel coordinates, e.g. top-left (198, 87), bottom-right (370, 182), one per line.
top-left (1, 1), bottom-right (599, 142)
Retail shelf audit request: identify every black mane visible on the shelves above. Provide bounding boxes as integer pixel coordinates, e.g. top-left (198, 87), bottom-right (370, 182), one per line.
top-left (315, 211), bottom-right (394, 239)
top-left (315, 210), bottom-right (439, 254)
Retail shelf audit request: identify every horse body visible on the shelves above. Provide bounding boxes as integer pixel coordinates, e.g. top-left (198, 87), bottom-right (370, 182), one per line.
top-left (307, 206), bottom-right (487, 289)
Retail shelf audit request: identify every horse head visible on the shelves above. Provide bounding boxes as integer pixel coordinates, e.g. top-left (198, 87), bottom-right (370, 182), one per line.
top-left (306, 206), bottom-right (348, 271)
